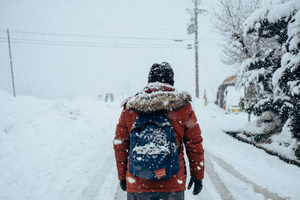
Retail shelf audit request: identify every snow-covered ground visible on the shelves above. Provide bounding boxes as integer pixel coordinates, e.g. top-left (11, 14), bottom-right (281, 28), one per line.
top-left (1, 90), bottom-right (300, 200)
top-left (1, 0), bottom-right (299, 199)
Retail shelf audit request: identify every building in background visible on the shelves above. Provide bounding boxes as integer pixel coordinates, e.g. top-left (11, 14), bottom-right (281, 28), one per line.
top-left (215, 75), bottom-right (259, 113)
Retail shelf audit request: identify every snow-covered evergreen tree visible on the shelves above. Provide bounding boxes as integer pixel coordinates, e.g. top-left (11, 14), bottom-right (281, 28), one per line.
top-left (273, 7), bottom-right (300, 157)
top-left (237, 0), bottom-right (300, 157)
top-left (237, 1), bottom-right (290, 122)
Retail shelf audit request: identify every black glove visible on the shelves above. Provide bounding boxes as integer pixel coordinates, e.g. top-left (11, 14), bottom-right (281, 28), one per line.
top-left (187, 178), bottom-right (203, 195)
top-left (120, 179), bottom-right (126, 191)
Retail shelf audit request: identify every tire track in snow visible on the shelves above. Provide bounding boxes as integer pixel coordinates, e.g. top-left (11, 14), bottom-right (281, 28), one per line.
top-left (206, 156), bottom-right (235, 200)
top-left (78, 154), bottom-right (114, 200)
top-left (206, 151), bottom-right (289, 200)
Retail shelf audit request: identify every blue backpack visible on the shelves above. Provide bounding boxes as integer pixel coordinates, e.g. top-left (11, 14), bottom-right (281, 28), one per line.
top-left (129, 110), bottom-right (180, 180)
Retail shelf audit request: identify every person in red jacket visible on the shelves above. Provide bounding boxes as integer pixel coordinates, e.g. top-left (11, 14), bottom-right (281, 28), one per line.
top-left (113, 62), bottom-right (205, 200)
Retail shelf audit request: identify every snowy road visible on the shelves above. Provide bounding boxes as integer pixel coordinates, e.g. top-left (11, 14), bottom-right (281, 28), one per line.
top-left (195, 103), bottom-right (300, 200)
top-left (108, 102), bottom-right (300, 200)
top-left (112, 140), bottom-right (293, 200)
top-left (112, 149), bottom-right (291, 200)
top-left (204, 151), bottom-right (288, 200)
top-left (1, 94), bottom-right (300, 200)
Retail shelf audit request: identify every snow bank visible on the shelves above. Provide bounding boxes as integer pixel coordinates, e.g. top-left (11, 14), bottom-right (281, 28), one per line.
top-left (226, 116), bottom-right (300, 163)
top-left (0, 90), bottom-right (121, 200)
top-left (262, 119), bottom-right (299, 160)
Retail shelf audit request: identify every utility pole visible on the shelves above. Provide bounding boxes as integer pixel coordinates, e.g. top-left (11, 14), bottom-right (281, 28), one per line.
top-left (187, 0), bottom-right (206, 98)
top-left (7, 29), bottom-right (16, 97)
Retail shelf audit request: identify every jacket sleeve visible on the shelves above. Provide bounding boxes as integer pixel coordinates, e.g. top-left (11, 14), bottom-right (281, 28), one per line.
top-left (183, 103), bottom-right (205, 180)
top-left (113, 108), bottom-right (130, 180)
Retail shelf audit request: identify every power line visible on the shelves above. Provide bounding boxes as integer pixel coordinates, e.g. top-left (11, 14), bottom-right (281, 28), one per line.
top-left (0, 37), bottom-right (219, 48)
top-left (0, 39), bottom-right (192, 49)
top-left (2, 37), bottom-right (191, 47)
top-left (0, 34), bottom-right (194, 49)
top-left (10, 30), bottom-right (195, 42)
top-left (0, 28), bottom-right (221, 49)
top-left (9, 29), bottom-right (223, 42)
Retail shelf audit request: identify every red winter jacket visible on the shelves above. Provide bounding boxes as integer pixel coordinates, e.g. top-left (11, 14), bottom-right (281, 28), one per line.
top-left (113, 82), bottom-right (205, 193)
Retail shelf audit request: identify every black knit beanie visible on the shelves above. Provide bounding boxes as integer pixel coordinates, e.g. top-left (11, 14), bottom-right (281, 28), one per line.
top-left (148, 62), bottom-right (174, 86)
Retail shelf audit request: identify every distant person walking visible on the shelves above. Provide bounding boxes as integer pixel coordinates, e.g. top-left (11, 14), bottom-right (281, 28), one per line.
top-left (113, 62), bottom-right (205, 200)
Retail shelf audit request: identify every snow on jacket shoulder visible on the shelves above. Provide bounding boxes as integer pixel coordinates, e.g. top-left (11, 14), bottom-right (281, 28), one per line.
top-left (113, 82), bottom-right (205, 193)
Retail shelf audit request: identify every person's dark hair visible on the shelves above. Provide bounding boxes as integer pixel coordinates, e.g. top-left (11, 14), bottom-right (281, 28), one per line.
top-left (148, 62), bottom-right (174, 86)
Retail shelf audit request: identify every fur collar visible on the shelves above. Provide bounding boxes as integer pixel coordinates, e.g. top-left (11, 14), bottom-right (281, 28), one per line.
top-left (125, 82), bottom-right (192, 112)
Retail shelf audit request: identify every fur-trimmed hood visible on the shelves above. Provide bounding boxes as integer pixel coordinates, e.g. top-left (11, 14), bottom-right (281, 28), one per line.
top-left (125, 82), bottom-right (192, 112)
